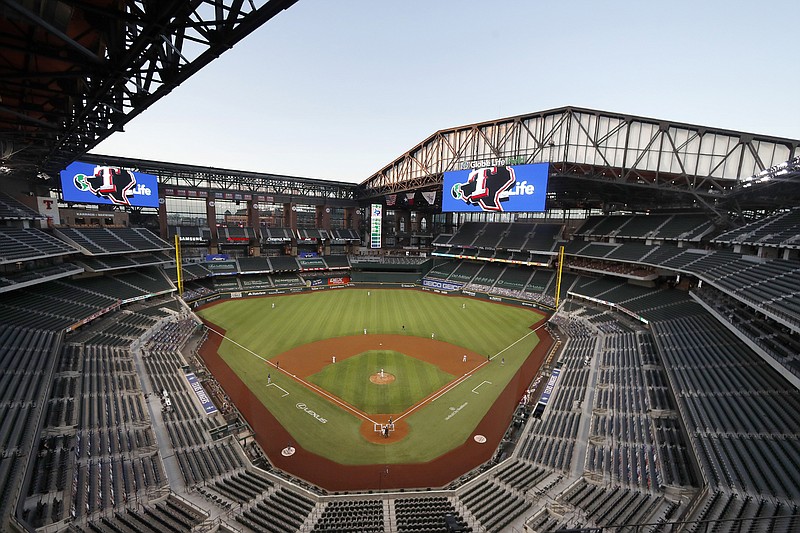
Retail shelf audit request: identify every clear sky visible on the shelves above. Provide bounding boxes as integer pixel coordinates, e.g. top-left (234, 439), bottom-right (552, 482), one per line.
top-left (92, 0), bottom-right (800, 184)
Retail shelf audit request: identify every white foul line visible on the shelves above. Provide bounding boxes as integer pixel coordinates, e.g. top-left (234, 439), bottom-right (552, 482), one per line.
top-left (204, 325), bottom-right (379, 425)
top-left (472, 380), bottom-right (492, 394)
top-left (397, 324), bottom-right (544, 422)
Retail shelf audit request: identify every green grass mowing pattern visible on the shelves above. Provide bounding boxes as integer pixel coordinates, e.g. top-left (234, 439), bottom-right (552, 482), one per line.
top-left (198, 289), bottom-right (544, 464)
top-left (307, 350), bottom-right (455, 414)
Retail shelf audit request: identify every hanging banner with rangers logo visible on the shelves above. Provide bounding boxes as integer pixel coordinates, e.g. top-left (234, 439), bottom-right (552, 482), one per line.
top-left (442, 163), bottom-right (549, 213)
top-left (60, 161), bottom-right (160, 208)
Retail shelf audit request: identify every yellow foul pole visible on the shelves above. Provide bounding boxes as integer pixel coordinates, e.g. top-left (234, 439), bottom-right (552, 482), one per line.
top-left (554, 245), bottom-right (565, 308)
top-left (174, 234), bottom-right (183, 296)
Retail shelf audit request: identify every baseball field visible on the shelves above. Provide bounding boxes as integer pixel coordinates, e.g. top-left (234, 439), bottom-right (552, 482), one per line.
top-left (197, 289), bottom-right (545, 470)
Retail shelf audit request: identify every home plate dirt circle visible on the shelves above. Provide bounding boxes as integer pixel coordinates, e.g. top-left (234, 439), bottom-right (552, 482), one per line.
top-left (369, 372), bottom-right (396, 385)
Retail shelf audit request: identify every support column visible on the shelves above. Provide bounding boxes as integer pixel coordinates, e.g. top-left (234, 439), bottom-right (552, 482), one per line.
top-left (346, 207), bottom-right (362, 231)
top-left (247, 199), bottom-right (260, 228)
top-left (158, 196), bottom-right (168, 239)
top-left (283, 202), bottom-right (297, 230)
top-left (207, 199), bottom-right (218, 254)
top-left (316, 205), bottom-right (331, 231)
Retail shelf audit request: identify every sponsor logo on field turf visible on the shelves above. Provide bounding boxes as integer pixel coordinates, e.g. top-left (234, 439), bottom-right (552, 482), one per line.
top-left (296, 402), bottom-right (328, 423)
top-left (445, 402), bottom-right (468, 421)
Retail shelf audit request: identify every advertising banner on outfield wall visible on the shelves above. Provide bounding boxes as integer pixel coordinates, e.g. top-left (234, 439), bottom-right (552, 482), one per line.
top-left (442, 163), bottom-right (549, 213)
top-left (422, 278), bottom-right (464, 292)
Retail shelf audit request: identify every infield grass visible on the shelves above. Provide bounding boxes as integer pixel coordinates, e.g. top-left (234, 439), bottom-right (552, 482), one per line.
top-left (197, 289), bottom-right (544, 464)
top-left (308, 350), bottom-right (454, 414)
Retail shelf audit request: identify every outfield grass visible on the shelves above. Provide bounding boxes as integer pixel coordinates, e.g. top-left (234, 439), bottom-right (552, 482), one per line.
top-left (307, 350), bottom-right (454, 414)
top-left (197, 289), bottom-right (544, 465)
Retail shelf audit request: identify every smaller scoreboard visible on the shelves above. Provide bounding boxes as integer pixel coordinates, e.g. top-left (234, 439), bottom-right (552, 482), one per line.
top-left (370, 204), bottom-right (382, 248)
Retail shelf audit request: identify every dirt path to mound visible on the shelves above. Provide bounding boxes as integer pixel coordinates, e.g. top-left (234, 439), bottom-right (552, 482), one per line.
top-left (197, 316), bottom-right (554, 491)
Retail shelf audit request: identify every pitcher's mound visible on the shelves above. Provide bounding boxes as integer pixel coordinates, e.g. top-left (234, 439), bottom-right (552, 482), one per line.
top-left (370, 373), bottom-right (396, 385)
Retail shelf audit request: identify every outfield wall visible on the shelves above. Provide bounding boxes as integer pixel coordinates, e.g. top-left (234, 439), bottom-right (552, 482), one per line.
top-left (188, 282), bottom-right (555, 314)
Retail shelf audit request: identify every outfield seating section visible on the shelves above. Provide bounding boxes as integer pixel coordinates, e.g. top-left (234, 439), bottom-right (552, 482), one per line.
top-left (69, 308), bottom-right (162, 347)
top-left (574, 213), bottom-right (714, 241)
top-left (75, 251), bottom-right (172, 272)
top-left (163, 263), bottom-right (207, 283)
top-left (436, 221), bottom-right (562, 255)
top-left (272, 273), bottom-right (304, 287)
top-left (713, 207), bottom-right (800, 248)
top-left (297, 228), bottom-right (324, 240)
top-left (236, 256), bottom-right (272, 273)
top-left (240, 275), bottom-right (273, 289)
top-left (263, 226), bottom-right (293, 241)
top-left (0, 262), bottom-right (83, 292)
top-left (0, 192), bottom-right (42, 219)
top-left (169, 224), bottom-right (212, 242)
top-left (112, 266), bottom-right (173, 294)
top-left (0, 269), bottom-right (178, 330)
top-left (427, 259), bottom-right (459, 280)
top-left (218, 225), bottom-right (256, 242)
top-left (213, 277), bottom-right (241, 290)
top-left (324, 255), bottom-right (350, 268)
top-left (449, 260), bottom-right (483, 282)
top-left (329, 228), bottom-right (360, 241)
top-left (0, 227), bottom-right (79, 263)
top-left (204, 260), bottom-right (238, 275)
top-left (298, 257), bottom-right (327, 270)
top-left (0, 280), bottom-right (118, 330)
top-left (448, 222), bottom-right (484, 247)
top-left (498, 222), bottom-right (537, 250)
top-left (269, 255), bottom-right (300, 271)
top-left (472, 262), bottom-right (505, 286)
top-left (57, 227), bottom-right (171, 254)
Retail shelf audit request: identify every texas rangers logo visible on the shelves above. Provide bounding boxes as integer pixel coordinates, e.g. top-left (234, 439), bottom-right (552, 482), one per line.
top-left (450, 166), bottom-right (516, 212)
top-left (74, 166), bottom-right (137, 206)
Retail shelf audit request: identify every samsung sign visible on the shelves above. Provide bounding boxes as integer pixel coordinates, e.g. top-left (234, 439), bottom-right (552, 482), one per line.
top-left (442, 163), bottom-right (548, 213)
top-left (60, 161), bottom-right (160, 208)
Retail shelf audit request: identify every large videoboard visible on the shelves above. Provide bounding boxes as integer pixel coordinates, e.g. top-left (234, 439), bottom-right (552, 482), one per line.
top-left (60, 161), bottom-right (160, 208)
top-left (442, 163), bottom-right (549, 213)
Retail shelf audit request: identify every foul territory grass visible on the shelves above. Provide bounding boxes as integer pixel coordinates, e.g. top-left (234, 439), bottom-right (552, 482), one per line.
top-left (308, 350), bottom-right (454, 414)
top-left (197, 289), bottom-right (544, 465)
